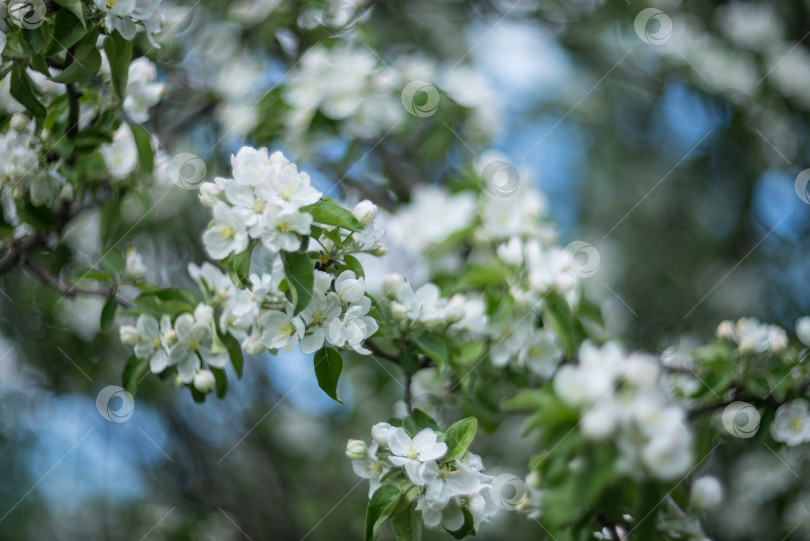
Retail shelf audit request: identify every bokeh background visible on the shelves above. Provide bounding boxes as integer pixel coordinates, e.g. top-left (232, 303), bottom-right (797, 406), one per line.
top-left (1, 0), bottom-right (809, 539)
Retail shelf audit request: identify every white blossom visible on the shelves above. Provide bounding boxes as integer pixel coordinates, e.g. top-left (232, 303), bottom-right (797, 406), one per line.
top-left (387, 427), bottom-right (447, 484)
top-left (771, 399), bottom-right (810, 446)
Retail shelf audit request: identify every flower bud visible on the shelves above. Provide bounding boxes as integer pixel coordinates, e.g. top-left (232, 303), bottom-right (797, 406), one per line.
top-left (10, 113), bottom-right (28, 132)
top-left (446, 294), bottom-right (467, 323)
top-left (390, 302), bottom-right (407, 320)
top-left (690, 476), bottom-right (723, 510)
top-left (194, 303), bottom-right (214, 324)
top-left (198, 183), bottom-right (221, 208)
top-left (797, 316), bottom-right (810, 347)
top-left (382, 274), bottom-right (405, 297)
top-left (526, 471), bottom-right (542, 489)
top-left (345, 439), bottom-right (368, 460)
top-left (193, 369), bottom-right (217, 394)
top-left (716, 320), bottom-right (734, 340)
top-left (352, 200), bottom-right (378, 225)
top-left (164, 329), bottom-right (178, 347)
top-left (370, 243), bottom-right (389, 257)
top-left (243, 333), bottom-right (266, 355)
top-left (371, 422), bottom-right (394, 447)
top-left (119, 325), bottom-right (139, 346)
top-left (125, 247), bottom-right (146, 279)
top-left (59, 184), bottom-right (74, 201)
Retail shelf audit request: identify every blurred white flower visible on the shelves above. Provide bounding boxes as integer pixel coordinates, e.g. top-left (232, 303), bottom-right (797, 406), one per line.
top-left (770, 399), bottom-right (810, 446)
top-left (100, 124), bottom-right (138, 180)
top-left (690, 476), bottom-right (723, 510)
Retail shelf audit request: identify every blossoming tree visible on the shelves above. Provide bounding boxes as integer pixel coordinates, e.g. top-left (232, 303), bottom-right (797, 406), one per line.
top-left (1, 1), bottom-right (810, 540)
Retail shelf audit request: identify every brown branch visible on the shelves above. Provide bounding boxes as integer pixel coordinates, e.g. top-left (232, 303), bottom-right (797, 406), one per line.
top-left (366, 340), bottom-right (400, 364)
top-left (23, 256), bottom-right (130, 307)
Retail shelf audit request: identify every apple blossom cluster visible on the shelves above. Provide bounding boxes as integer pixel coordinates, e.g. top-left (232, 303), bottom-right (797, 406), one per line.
top-left (119, 305), bottom-right (227, 392)
top-left (346, 420), bottom-right (498, 532)
top-left (196, 148), bottom-right (382, 354)
top-left (380, 275), bottom-right (488, 336)
top-left (282, 45), bottom-right (499, 148)
top-left (0, 114), bottom-right (67, 213)
top-left (387, 157), bottom-right (581, 379)
top-left (715, 317), bottom-right (789, 354)
top-left (554, 341), bottom-right (693, 480)
top-left (199, 147), bottom-right (325, 258)
top-left (94, 0), bottom-right (163, 47)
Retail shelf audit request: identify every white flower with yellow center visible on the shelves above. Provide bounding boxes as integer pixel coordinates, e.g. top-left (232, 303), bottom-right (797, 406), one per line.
top-left (300, 290), bottom-right (341, 354)
top-left (133, 313), bottom-right (172, 373)
top-left (387, 427), bottom-right (447, 484)
top-left (258, 208), bottom-right (313, 254)
top-left (265, 163), bottom-right (322, 212)
top-left (771, 399), bottom-right (810, 446)
top-left (202, 202), bottom-right (251, 259)
top-left (350, 441), bottom-right (391, 497)
top-left (169, 314), bottom-right (229, 383)
top-left (260, 306), bottom-right (305, 351)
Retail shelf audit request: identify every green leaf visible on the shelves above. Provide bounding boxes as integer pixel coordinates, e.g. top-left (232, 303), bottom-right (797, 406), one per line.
top-left (365, 484), bottom-right (401, 541)
top-left (302, 197), bottom-right (364, 232)
top-left (103, 31), bottom-right (132, 99)
top-left (402, 408), bottom-right (440, 436)
top-left (50, 43), bottom-right (101, 84)
top-left (543, 291), bottom-right (577, 358)
top-left (577, 297), bottom-right (604, 327)
top-left (227, 245), bottom-right (252, 290)
top-left (211, 367), bottom-right (227, 398)
top-left (130, 123), bottom-right (155, 172)
top-left (314, 347), bottom-right (343, 403)
top-left (281, 251), bottom-right (314, 315)
top-left (100, 297), bottom-right (117, 330)
top-left (22, 27), bottom-right (46, 55)
top-left (457, 265), bottom-right (505, 288)
top-left (442, 417), bottom-right (477, 462)
top-left (414, 333), bottom-right (448, 369)
top-left (454, 341), bottom-right (484, 365)
top-left (122, 355), bottom-right (149, 395)
top-left (502, 389), bottom-right (549, 412)
top-left (219, 331), bottom-right (244, 378)
top-left (102, 250), bottom-right (126, 275)
top-left (53, 0), bottom-right (86, 25)
top-left (342, 254), bottom-right (365, 278)
top-left (10, 67), bottom-right (46, 118)
top-left (44, 9), bottom-right (87, 55)
top-left (392, 507), bottom-right (422, 541)
top-left (444, 507), bottom-right (475, 539)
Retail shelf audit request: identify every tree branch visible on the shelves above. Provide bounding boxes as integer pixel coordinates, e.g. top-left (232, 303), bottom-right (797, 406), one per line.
top-left (366, 340), bottom-right (400, 364)
top-left (23, 256), bottom-right (130, 307)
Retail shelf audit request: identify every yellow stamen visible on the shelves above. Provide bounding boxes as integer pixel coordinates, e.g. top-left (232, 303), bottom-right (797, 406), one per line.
top-left (278, 323), bottom-right (295, 337)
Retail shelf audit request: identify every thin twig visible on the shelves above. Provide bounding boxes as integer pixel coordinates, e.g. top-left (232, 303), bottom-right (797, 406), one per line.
top-left (23, 256), bottom-right (130, 307)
